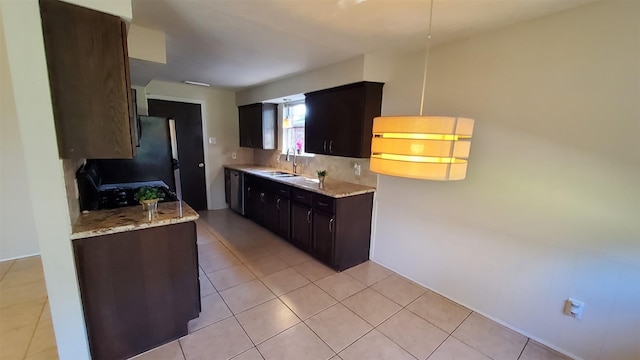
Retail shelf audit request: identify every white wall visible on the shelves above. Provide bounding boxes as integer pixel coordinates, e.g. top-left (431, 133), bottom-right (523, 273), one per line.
top-left (1, 1), bottom-right (134, 358)
top-left (235, 55), bottom-right (366, 105)
top-left (0, 10), bottom-right (39, 261)
top-left (62, 0), bottom-right (131, 20)
top-left (145, 80), bottom-right (252, 210)
top-left (372, 2), bottom-right (639, 359)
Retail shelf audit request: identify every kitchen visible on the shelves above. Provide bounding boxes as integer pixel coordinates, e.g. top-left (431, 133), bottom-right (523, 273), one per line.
top-left (1, 1), bottom-right (638, 360)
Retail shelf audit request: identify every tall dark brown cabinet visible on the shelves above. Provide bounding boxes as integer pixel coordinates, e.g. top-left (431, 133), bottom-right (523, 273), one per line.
top-left (39, 0), bottom-right (136, 159)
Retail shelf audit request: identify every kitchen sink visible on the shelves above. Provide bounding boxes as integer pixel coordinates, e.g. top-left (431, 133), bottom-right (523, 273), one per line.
top-left (260, 171), bottom-right (299, 177)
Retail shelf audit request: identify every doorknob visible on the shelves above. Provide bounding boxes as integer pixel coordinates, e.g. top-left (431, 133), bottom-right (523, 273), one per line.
top-left (198, 163), bottom-right (204, 168)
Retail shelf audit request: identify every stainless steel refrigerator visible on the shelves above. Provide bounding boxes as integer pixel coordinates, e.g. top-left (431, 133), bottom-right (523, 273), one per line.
top-left (92, 116), bottom-right (181, 196)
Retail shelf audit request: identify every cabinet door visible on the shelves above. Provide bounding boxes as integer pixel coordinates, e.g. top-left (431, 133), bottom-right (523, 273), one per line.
top-left (244, 180), bottom-right (259, 221)
top-left (304, 94), bottom-right (329, 154)
top-left (224, 169), bottom-right (231, 205)
top-left (326, 85), bottom-right (364, 157)
top-left (313, 211), bottom-right (335, 265)
top-left (238, 104), bottom-right (261, 148)
top-left (263, 192), bottom-right (279, 234)
top-left (40, 0), bottom-right (134, 159)
top-left (290, 202), bottom-right (312, 251)
top-left (276, 196), bottom-right (291, 240)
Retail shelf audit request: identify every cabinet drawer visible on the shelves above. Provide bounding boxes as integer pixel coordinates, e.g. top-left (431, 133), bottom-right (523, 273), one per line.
top-left (273, 183), bottom-right (291, 198)
top-left (291, 188), bottom-right (313, 205)
top-left (313, 194), bottom-right (336, 213)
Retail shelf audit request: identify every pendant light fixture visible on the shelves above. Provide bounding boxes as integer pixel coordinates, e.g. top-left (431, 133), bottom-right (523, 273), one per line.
top-left (282, 99), bottom-right (292, 129)
top-left (370, 0), bottom-right (474, 181)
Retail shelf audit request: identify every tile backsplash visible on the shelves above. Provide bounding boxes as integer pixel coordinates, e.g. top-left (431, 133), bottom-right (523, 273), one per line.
top-left (62, 158), bottom-right (84, 225)
top-left (253, 150), bottom-right (377, 187)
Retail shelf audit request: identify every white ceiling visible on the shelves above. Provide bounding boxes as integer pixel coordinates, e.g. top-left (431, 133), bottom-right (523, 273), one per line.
top-left (131, 0), bottom-right (596, 90)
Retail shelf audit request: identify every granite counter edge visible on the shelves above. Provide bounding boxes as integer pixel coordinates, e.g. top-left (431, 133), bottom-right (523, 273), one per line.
top-left (71, 213), bottom-right (200, 240)
top-left (224, 164), bottom-right (376, 198)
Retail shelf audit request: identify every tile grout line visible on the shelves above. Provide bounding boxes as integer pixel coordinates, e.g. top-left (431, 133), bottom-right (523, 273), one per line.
top-left (207, 215), bottom-right (418, 358)
top-left (0, 259), bottom-right (17, 282)
top-left (198, 214), bottom-right (464, 359)
top-left (517, 338), bottom-right (531, 360)
top-left (20, 274), bottom-right (50, 360)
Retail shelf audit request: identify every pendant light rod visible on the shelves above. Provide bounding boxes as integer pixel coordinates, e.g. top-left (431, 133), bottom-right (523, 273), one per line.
top-left (419, 0), bottom-right (435, 116)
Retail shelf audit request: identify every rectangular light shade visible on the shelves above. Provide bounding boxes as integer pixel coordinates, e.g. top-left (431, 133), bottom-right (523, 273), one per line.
top-left (370, 116), bottom-right (474, 181)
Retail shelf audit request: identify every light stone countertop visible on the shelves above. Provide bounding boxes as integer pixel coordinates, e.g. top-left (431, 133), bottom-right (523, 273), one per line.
top-left (71, 201), bottom-right (199, 240)
top-left (224, 164), bottom-right (376, 198)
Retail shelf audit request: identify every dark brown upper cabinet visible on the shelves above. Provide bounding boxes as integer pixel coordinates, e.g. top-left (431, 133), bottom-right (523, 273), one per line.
top-left (304, 81), bottom-right (384, 158)
top-left (238, 103), bottom-right (277, 149)
top-left (40, 0), bottom-right (135, 159)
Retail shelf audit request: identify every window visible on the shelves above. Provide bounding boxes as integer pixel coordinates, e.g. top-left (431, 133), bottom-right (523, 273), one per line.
top-left (282, 101), bottom-right (310, 155)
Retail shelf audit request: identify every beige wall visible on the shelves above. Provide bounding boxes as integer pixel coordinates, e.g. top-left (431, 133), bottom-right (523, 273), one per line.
top-left (144, 80), bottom-right (253, 209)
top-left (372, 2), bottom-right (639, 359)
top-left (0, 11), bottom-right (39, 261)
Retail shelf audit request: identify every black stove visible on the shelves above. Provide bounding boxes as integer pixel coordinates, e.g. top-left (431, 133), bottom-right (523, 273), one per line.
top-left (77, 161), bottom-right (178, 211)
top-left (97, 185), bottom-right (177, 210)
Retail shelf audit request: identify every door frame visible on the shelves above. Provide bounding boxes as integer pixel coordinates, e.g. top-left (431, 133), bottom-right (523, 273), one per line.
top-left (145, 94), bottom-right (211, 210)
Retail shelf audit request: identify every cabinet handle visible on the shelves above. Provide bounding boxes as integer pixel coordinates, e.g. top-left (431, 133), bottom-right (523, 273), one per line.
top-left (307, 210), bottom-right (312, 223)
top-left (260, 192), bottom-right (265, 203)
top-left (277, 198), bottom-right (280, 209)
top-left (248, 187), bottom-right (251, 196)
top-left (329, 218), bottom-right (334, 232)
top-left (323, 140), bottom-right (327, 152)
top-left (329, 141), bottom-right (333, 153)
top-left (318, 201), bottom-right (328, 207)
top-left (296, 195), bottom-right (305, 200)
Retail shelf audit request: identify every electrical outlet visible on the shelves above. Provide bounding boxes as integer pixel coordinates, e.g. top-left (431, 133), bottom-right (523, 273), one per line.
top-left (208, 137), bottom-right (216, 145)
top-left (231, 152), bottom-right (237, 160)
top-left (564, 298), bottom-right (585, 320)
top-left (354, 163), bottom-right (361, 176)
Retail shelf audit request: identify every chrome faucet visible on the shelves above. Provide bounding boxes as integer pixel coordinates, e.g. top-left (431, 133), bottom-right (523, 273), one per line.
top-left (286, 148), bottom-right (298, 174)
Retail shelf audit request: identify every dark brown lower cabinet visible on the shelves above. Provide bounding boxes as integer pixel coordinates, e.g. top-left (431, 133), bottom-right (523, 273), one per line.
top-left (73, 222), bottom-right (200, 360)
top-left (230, 169), bottom-right (374, 271)
top-left (312, 210), bottom-right (335, 264)
top-left (290, 201), bottom-right (312, 251)
top-left (276, 196), bottom-right (291, 240)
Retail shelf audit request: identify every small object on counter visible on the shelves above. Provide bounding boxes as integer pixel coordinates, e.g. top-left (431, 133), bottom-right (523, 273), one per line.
top-left (134, 186), bottom-right (165, 202)
top-left (316, 170), bottom-right (327, 189)
top-left (141, 199), bottom-right (159, 211)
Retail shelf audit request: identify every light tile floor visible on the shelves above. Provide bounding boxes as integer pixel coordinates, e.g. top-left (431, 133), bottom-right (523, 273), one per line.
top-left (0, 256), bottom-right (57, 360)
top-left (0, 209), bottom-right (573, 360)
top-left (135, 209), bottom-right (573, 360)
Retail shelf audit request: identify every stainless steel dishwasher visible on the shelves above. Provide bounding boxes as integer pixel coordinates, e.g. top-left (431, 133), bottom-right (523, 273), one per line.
top-left (229, 170), bottom-right (244, 215)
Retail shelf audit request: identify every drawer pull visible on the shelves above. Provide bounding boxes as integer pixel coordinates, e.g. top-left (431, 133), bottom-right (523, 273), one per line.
top-left (318, 201), bottom-right (328, 207)
top-left (296, 195), bottom-right (305, 200)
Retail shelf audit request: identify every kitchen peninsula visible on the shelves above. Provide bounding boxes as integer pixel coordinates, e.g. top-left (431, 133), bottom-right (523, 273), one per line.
top-left (71, 201), bottom-right (200, 360)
